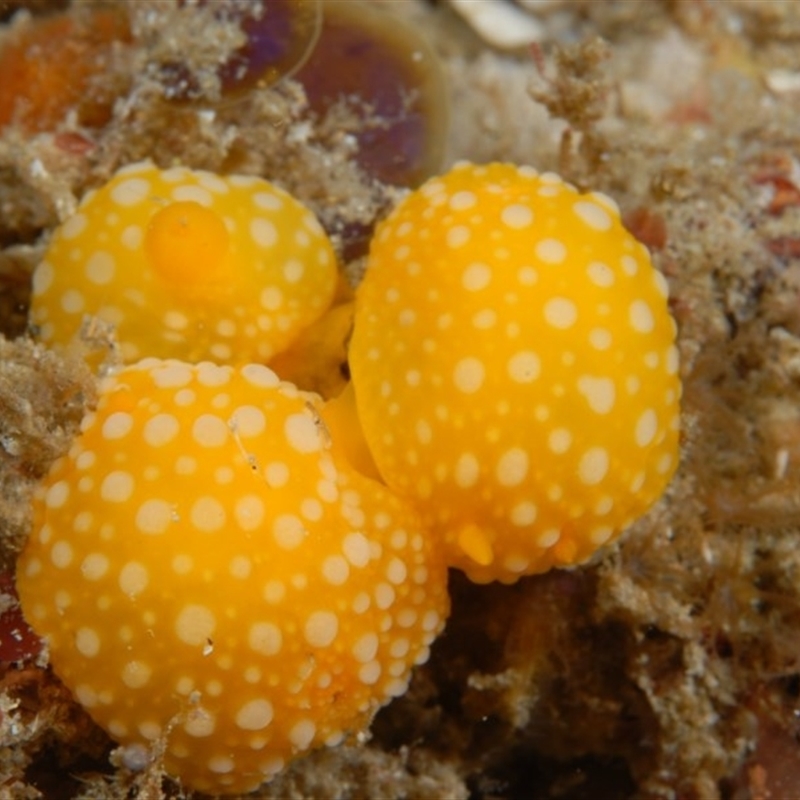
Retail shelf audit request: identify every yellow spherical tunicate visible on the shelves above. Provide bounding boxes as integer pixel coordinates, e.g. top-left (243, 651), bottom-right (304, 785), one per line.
top-left (16, 359), bottom-right (449, 795)
top-left (349, 162), bottom-right (681, 583)
top-left (29, 162), bottom-right (338, 364)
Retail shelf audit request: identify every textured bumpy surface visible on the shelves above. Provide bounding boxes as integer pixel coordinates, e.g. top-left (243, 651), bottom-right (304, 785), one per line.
top-left (29, 162), bottom-right (337, 363)
top-left (350, 162), bottom-right (681, 583)
top-left (15, 359), bottom-right (449, 795)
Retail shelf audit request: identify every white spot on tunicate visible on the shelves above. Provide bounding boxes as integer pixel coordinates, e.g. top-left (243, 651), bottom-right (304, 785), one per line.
top-left (304, 611), bottom-right (338, 648)
top-left (629, 300), bottom-right (655, 333)
top-left (397, 609), bottom-right (417, 628)
top-left (390, 638), bottom-right (410, 659)
top-left (537, 528), bottom-right (561, 548)
top-left (259, 286), bottom-right (284, 311)
top-left (462, 262), bottom-right (491, 291)
top-left (504, 554), bottom-right (530, 573)
top-left (122, 660), bottom-right (152, 689)
top-left (386, 557), bottom-right (407, 585)
top-left (223, 555), bottom-right (250, 581)
top-left (472, 309), bottom-right (497, 329)
top-left (175, 605), bottom-right (216, 646)
top-left (517, 266), bottom-right (538, 286)
top-left (136, 498), bottom-right (172, 535)
top-left (496, 447), bottom-right (529, 486)
top-left (251, 218), bottom-right (278, 248)
top-left (283, 259), bottom-right (305, 283)
top-left (121, 225), bottom-right (143, 250)
top-left (590, 526), bottom-right (613, 545)
top-left (81, 553), bottom-right (109, 580)
top-left (374, 582), bottom-right (395, 609)
top-left (102, 411), bottom-right (133, 440)
top-left (343, 532), bottom-right (371, 567)
top-left (216, 319), bottom-right (236, 338)
top-left (60, 289), bottom-right (85, 314)
top-left (208, 755), bottom-right (234, 774)
top-left (262, 580), bottom-right (286, 604)
top-left (265, 461), bottom-right (289, 487)
top-left (24, 558), bottom-right (42, 578)
top-left (236, 699), bottom-right (274, 730)
top-left (45, 480), bottom-right (70, 509)
top-left (143, 413), bottom-right (179, 448)
top-left (119, 561), bottom-right (149, 597)
top-left (232, 405), bottom-right (266, 438)
top-left (110, 177), bottom-right (150, 206)
top-left (544, 297), bottom-right (577, 329)
top-left (630, 472), bottom-right (646, 492)
top-left (351, 592), bottom-right (369, 615)
top-left (284, 412), bottom-right (321, 454)
top-left (359, 661), bottom-right (381, 685)
top-left (534, 238), bottom-right (567, 264)
top-left (253, 190), bottom-right (283, 210)
top-left (507, 351), bottom-right (540, 383)
top-left (197, 172), bottom-right (229, 194)
top-left (184, 710), bottom-right (216, 737)
top-left (234, 495), bottom-right (265, 532)
top-left (322, 555), bottom-right (349, 585)
top-left (242, 364), bottom-right (280, 388)
top-left (196, 362), bottom-right (230, 387)
top-left (152, 361), bottom-right (193, 388)
top-left (289, 719), bottom-right (316, 750)
top-left (192, 414), bottom-right (228, 448)
top-left (510, 502), bottom-right (537, 526)
top-left (657, 453), bottom-right (674, 474)
top-left (101, 471), bottom-right (134, 503)
top-left (454, 452), bottom-right (480, 488)
top-left (172, 554), bottom-right (193, 575)
top-left (589, 328), bottom-right (612, 350)
top-left (587, 260), bottom-right (615, 287)
top-left (32, 261), bottom-right (54, 295)
top-left (272, 513), bottom-right (306, 549)
top-left (621, 255), bottom-right (639, 276)
top-left (85, 251), bottom-right (116, 285)
top-left (171, 185), bottom-right (213, 207)
top-left (653, 269), bottom-right (669, 298)
top-left (635, 409), bottom-right (658, 447)
top-left (60, 213), bottom-right (88, 240)
top-left (548, 428), bottom-right (572, 454)
top-left (501, 203), bottom-right (533, 229)
top-left (415, 420), bottom-right (432, 445)
top-left (579, 447), bottom-right (609, 485)
top-left (453, 357), bottom-right (485, 393)
top-left (191, 496), bottom-right (226, 532)
top-left (577, 376), bottom-right (616, 414)
top-left (573, 200), bottom-right (612, 230)
top-left (248, 622), bottom-right (282, 655)
top-left (50, 539), bottom-right (75, 569)
top-left (449, 190), bottom-right (478, 210)
top-left (398, 308), bottom-right (415, 326)
top-left (74, 684), bottom-right (100, 708)
top-left (301, 498), bottom-right (323, 521)
top-left (666, 345), bottom-right (679, 375)
top-left (352, 633), bottom-right (379, 664)
top-left (446, 225), bottom-right (470, 248)
top-left (75, 627), bottom-right (101, 658)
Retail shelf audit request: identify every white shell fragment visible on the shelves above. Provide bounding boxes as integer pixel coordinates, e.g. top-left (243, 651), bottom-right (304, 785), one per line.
top-left (448, 0), bottom-right (545, 49)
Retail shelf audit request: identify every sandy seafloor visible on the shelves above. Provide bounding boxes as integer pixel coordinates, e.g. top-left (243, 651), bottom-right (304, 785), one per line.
top-left (3, 0), bottom-right (800, 798)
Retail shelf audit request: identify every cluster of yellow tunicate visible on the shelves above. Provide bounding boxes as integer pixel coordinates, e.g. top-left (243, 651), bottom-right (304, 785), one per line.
top-left (16, 359), bottom-right (449, 795)
top-left (18, 160), bottom-right (682, 794)
top-left (30, 161), bottom-right (338, 365)
top-left (349, 162), bottom-right (681, 583)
